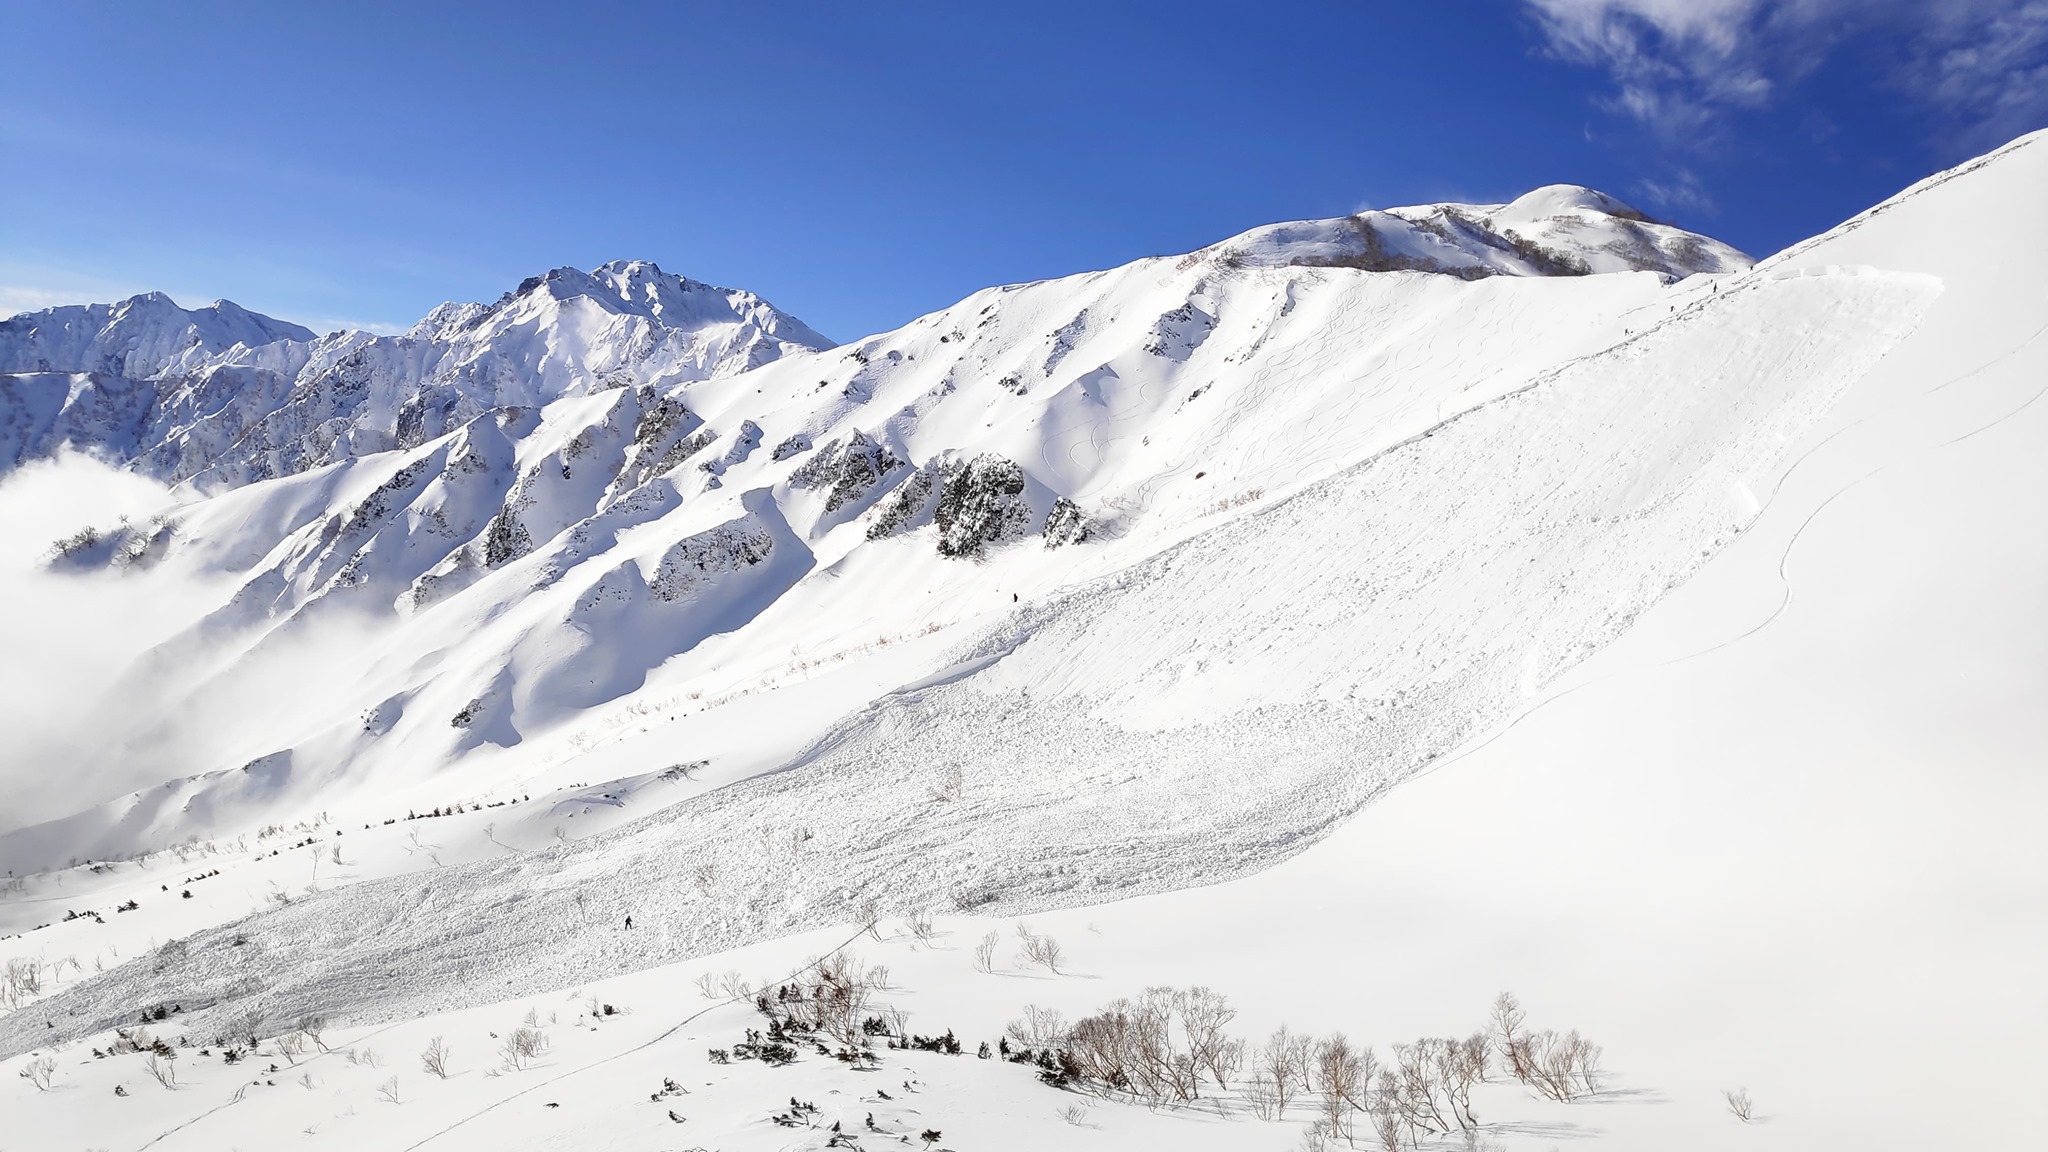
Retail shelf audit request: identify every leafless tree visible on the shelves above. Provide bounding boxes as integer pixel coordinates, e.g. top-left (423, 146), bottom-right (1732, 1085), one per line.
top-left (1388, 1041), bottom-right (1456, 1138)
top-left (904, 910), bottom-right (937, 947)
top-left (145, 1052), bottom-right (177, 1089)
top-left (1313, 1032), bottom-right (1378, 1145)
top-left (2, 957), bottom-right (44, 1009)
top-left (1490, 997), bottom-right (1600, 1103)
top-left (17, 1054), bottom-right (55, 1090)
top-left (974, 930), bottom-right (1000, 973)
top-left (376, 1075), bottom-right (401, 1104)
top-left (1246, 1070), bottom-right (1283, 1121)
top-left (1262, 1025), bottom-right (1317, 1115)
top-left (1488, 992), bottom-right (1529, 1080)
top-left (693, 972), bottom-right (719, 1001)
top-left (1523, 1029), bottom-right (1600, 1102)
top-left (1017, 927), bottom-right (1065, 974)
top-left (1723, 1086), bottom-right (1755, 1122)
top-left (1178, 987), bottom-right (1239, 1088)
top-left (297, 1014), bottom-right (328, 1052)
top-left (420, 1036), bottom-right (451, 1079)
top-left (498, 1026), bottom-right (548, 1071)
top-left (276, 1031), bottom-right (307, 1065)
top-left (1435, 1032), bottom-right (1489, 1129)
top-left (1006, 1004), bottom-right (1070, 1051)
top-left (1368, 1096), bottom-right (1404, 1152)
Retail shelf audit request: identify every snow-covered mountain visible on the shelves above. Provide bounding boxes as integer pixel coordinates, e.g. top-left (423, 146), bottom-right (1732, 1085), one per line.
top-left (0, 187), bottom-right (1750, 871)
top-left (0, 292), bottom-right (315, 379)
top-left (0, 261), bottom-right (833, 487)
top-left (4, 138), bottom-right (2046, 1152)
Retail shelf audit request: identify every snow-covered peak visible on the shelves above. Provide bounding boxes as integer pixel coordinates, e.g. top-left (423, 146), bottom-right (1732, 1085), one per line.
top-left (0, 291), bottom-right (314, 380)
top-left (1497, 183), bottom-right (1647, 220)
top-left (1212, 184), bottom-right (1748, 279)
top-left (0, 263), bottom-right (836, 486)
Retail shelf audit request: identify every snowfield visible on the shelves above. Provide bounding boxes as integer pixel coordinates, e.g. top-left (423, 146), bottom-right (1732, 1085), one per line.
top-left (2, 134), bottom-right (2045, 1152)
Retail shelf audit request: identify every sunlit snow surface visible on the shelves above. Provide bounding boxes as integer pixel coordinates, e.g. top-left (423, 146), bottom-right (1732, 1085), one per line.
top-left (2, 142), bottom-right (2045, 1152)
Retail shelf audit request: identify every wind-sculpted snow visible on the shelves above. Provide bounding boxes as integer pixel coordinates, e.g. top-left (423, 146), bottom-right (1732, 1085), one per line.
top-left (0, 257), bottom-right (1939, 1052)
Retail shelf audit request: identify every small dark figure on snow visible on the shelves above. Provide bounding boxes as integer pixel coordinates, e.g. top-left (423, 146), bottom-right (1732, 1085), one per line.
top-left (624, 914), bottom-right (633, 929)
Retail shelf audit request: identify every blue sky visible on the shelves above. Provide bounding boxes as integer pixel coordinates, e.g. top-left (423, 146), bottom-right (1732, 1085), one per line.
top-left (2, 1), bottom-right (2043, 341)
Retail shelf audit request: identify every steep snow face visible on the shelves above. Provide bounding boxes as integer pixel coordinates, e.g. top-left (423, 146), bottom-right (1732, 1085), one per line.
top-left (0, 263), bottom-right (833, 486)
top-left (1218, 183), bottom-right (1749, 278)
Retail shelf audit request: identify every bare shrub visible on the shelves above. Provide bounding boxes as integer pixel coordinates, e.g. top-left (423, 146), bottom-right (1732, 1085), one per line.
top-left (376, 1075), bottom-right (401, 1104)
top-left (974, 930), bottom-right (1000, 973)
top-left (278, 1031), bottom-right (308, 1063)
top-left (18, 1054), bottom-right (56, 1090)
top-left (1006, 1005), bottom-right (1070, 1051)
top-left (1490, 994), bottom-right (1601, 1103)
top-left (144, 1052), bottom-right (177, 1089)
top-left (1262, 1026), bottom-right (1315, 1115)
top-left (1056, 1103), bottom-right (1091, 1126)
top-left (297, 1014), bottom-right (328, 1052)
top-left (1016, 926), bottom-right (1065, 974)
top-left (1488, 992), bottom-right (1529, 1080)
top-left (1312, 1032), bottom-right (1379, 1143)
top-left (420, 1036), bottom-right (450, 1079)
top-left (693, 972), bottom-right (718, 1001)
top-left (499, 1027), bottom-right (549, 1071)
top-left (1368, 1096), bottom-right (1405, 1152)
top-left (1059, 987), bottom-right (1246, 1105)
top-left (1385, 1041), bottom-right (1456, 1138)
top-left (1432, 1033), bottom-right (1489, 1129)
top-left (110, 1026), bottom-right (152, 1055)
top-left (1724, 1086), bottom-right (1755, 1122)
top-left (803, 953), bottom-right (888, 1046)
top-left (1246, 1070), bottom-right (1282, 1120)
top-left (904, 910), bottom-right (937, 947)
top-left (1525, 1029), bottom-right (1600, 1102)
top-left (2, 957), bottom-right (45, 1008)
top-left (1178, 987), bottom-right (1239, 1088)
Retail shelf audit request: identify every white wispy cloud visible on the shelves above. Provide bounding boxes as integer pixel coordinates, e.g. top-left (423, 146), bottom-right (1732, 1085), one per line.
top-left (1633, 168), bottom-right (1716, 215)
top-left (1525, 0), bottom-right (2048, 150)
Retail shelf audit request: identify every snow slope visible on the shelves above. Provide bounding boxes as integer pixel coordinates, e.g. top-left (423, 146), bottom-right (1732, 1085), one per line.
top-left (2, 138), bottom-right (2044, 1152)
top-left (0, 188), bottom-right (1745, 876)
